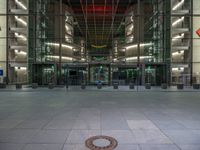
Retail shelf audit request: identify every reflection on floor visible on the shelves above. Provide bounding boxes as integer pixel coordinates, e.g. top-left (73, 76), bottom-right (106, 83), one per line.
top-left (0, 91), bottom-right (200, 150)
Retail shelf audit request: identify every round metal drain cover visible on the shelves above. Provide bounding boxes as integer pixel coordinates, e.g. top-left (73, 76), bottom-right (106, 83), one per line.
top-left (85, 135), bottom-right (118, 150)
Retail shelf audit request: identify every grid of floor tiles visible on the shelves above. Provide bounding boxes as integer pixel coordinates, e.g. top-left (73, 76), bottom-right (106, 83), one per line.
top-left (0, 91), bottom-right (200, 150)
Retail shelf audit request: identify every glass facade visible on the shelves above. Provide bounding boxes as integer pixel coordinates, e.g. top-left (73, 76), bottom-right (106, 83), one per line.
top-left (0, 0), bottom-right (200, 86)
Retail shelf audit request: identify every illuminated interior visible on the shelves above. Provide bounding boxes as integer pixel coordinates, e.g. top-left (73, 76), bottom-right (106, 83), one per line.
top-left (0, 0), bottom-right (200, 85)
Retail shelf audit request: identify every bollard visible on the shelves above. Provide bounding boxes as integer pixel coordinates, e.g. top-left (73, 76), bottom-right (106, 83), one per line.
top-left (0, 83), bottom-right (6, 89)
top-left (193, 84), bottom-right (200, 89)
top-left (97, 83), bottom-right (102, 89)
top-left (161, 83), bottom-right (167, 89)
top-left (129, 83), bottom-right (135, 89)
top-left (16, 83), bottom-right (22, 89)
top-left (145, 83), bottom-right (151, 89)
top-left (177, 84), bottom-right (184, 90)
top-left (48, 83), bottom-right (54, 89)
top-left (81, 83), bottom-right (86, 89)
top-left (113, 82), bottom-right (119, 89)
top-left (32, 83), bottom-right (38, 89)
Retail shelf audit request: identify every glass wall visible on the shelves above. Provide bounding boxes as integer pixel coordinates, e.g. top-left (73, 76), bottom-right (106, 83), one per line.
top-left (1, 0), bottom-right (200, 86)
top-left (7, 0), bottom-right (28, 84)
top-left (193, 0), bottom-right (200, 84)
top-left (171, 0), bottom-right (192, 85)
top-left (0, 0), bottom-right (7, 83)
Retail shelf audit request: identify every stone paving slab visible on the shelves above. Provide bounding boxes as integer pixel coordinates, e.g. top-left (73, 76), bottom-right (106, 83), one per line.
top-left (0, 91), bottom-right (200, 150)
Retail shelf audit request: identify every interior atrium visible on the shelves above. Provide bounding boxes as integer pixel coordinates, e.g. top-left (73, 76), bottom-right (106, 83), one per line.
top-left (0, 0), bottom-right (200, 86)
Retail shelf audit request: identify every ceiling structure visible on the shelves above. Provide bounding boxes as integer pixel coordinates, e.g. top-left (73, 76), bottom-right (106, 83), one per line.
top-left (63, 0), bottom-right (137, 56)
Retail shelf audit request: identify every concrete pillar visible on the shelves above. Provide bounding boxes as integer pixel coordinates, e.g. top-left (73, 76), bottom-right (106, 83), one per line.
top-left (0, 0), bottom-right (7, 82)
top-left (193, 0), bottom-right (200, 83)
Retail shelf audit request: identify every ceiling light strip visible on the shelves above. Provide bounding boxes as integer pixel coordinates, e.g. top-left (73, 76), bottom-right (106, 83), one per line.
top-left (15, 0), bottom-right (27, 10)
top-left (46, 42), bottom-right (73, 49)
top-left (172, 17), bottom-right (184, 27)
top-left (126, 43), bottom-right (153, 49)
top-left (15, 16), bottom-right (27, 26)
top-left (172, 0), bottom-right (185, 11)
top-left (46, 55), bottom-right (73, 61)
top-left (14, 32), bottom-right (27, 41)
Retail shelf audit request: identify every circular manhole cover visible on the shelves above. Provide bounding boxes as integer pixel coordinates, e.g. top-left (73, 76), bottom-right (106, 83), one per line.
top-left (85, 135), bottom-right (118, 150)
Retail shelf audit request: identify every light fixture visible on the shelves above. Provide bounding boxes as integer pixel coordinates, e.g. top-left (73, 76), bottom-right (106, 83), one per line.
top-left (172, 0), bottom-right (185, 11)
top-left (15, 66), bottom-right (27, 70)
top-left (65, 35), bottom-right (71, 41)
top-left (14, 49), bottom-right (27, 55)
top-left (65, 25), bottom-right (70, 31)
top-left (62, 44), bottom-right (73, 49)
top-left (15, 0), bottom-right (27, 10)
top-left (65, 16), bottom-right (69, 22)
top-left (172, 17), bottom-right (184, 27)
top-left (15, 16), bottom-right (27, 26)
top-left (126, 56), bottom-right (153, 61)
top-left (172, 33), bottom-right (184, 41)
top-left (126, 43), bottom-right (153, 50)
top-left (46, 55), bottom-right (73, 61)
top-left (172, 50), bottom-right (184, 56)
top-left (15, 32), bottom-right (27, 41)
top-left (45, 42), bottom-right (73, 49)
top-left (129, 24), bottom-right (134, 31)
top-left (131, 16), bottom-right (134, 22)
top-left (172, 67), bottom-right (184, 71)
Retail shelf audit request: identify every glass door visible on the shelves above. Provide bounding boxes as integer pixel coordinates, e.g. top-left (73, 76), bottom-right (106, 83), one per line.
top-left (32, 64), bottom-right (56, 85)
top-left (90, 65), bottom-right (109, 85)
top-left (144, 64), bottom-right (167, 86)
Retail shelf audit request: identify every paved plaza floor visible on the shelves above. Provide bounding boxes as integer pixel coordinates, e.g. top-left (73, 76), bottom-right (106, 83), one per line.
top-left (0, 90), bottom-right (200, 150)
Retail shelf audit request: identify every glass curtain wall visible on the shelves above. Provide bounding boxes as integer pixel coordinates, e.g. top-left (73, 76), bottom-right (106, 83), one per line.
top-left (192, 0), bottom-right (200, 84)
top-left (118, 0), bottom-right (165, 85)
top-left (8, 0), bottom-right (29, 84)
top-left (171, 0), bottom-right (192, 85)
top-left (0, 0), bottom-right (7, 83)
top-left (1, 0), bottom-right (200, 86)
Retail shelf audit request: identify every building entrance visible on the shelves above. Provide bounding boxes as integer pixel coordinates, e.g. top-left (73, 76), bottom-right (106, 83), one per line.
top-left (112, 64), bottom-right (167, 86)
top-left (112, 67), bottom-right (139, 85)
top-left (89, 64), bottom-right (110, 85)
top-left (61, 64), bottom-right (87, 85)
top-left (32, 64), bottom-right (56, 85)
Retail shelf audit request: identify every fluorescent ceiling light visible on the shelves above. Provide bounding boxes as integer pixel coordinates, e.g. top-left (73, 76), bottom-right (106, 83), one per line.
top-left (172, 33), bottom-right (184, 41)
top-left (126, 56), bottom-right (153, 61)
top-left (65, 25), bottom-right (70, 31)
top-left (14, 49), bottom-right (27, 55)
top-left (172, 0), bottom-right (185, 11)
top-left (172, 67), bottom-right (184, 71)
top-left (46, 43), bottom-right (59, 47)
top-left (128, 24), bottom-right (134, 31)
top-left (15, 66), bottom-right (27, 70)
top-left (126, 43), bottom-right (153, 49)
top-left (46, 42), bottom-right (73, 49)
top-left (46, 55), bottom-right (73, 61)
top-left (126, 44), bottom-right (137, 49)
top-left (172, 50), bottom-right (184, 56)
top-left (172, 17), bottom-right (184, 27)
top-left (62, 44), bottom-right (73, 49)
top-left (15, 32), bottom-right (27, 41)
top-left (131, 16), bottom-right (134, 22)
top-left (65, 16), bottom-right (69, 22)
top-left (15, 0), bottom-right (27, 10)
top-left (15, 16), bottom-right (27, 26)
